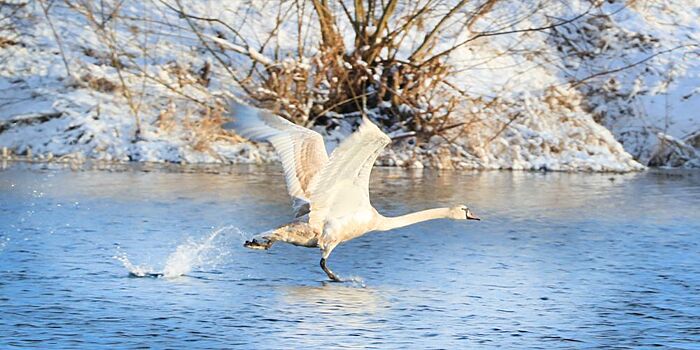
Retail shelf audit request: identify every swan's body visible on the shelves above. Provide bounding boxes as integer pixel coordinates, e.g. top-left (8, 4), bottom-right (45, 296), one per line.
top-left (223, 101), bottom-right (480, 281)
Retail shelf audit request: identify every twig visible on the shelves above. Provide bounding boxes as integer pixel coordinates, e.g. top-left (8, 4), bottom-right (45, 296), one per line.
top-left (157, 0), bottom-right (250, 48)
top-left (486, 112), bottom-right (522, 145)
top-left (173, 0), bottom-right (254, 96)
top-left (38, 0), bottom-right (71, 77)
top-left (568, 44), bottom-right (699, 88)
top-left (423, 4), bottom-right (593, 65)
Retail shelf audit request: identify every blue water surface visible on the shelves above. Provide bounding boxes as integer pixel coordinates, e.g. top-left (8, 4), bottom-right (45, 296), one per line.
top-left (1, 162), bottom-right (699, 348)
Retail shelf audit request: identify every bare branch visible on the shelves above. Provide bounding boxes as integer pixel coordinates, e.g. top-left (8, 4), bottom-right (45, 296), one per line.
top-left (311, 0), bottom-right (344, 52)
top-left (364, 0), bottom-right (398, 62)
top-left (38, 0), bottom-right (72, 77)
top-left (422, 4), bottom-right (593, 65)
top-left (157, 0), bottom-right (250, 49)
top-left (568, 44), bottom-right (699, 88)
top-left (409, 0), bottom-right (469, 62)
top-left (172, 0), bottom-right (254, 96)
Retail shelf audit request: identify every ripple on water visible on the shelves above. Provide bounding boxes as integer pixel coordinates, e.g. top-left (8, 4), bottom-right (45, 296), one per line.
top-left (0, 165), bottom-right (699, 348)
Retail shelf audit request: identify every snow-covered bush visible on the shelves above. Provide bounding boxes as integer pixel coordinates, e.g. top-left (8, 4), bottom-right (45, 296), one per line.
top-left (549, 0), bottom-right (700, 167)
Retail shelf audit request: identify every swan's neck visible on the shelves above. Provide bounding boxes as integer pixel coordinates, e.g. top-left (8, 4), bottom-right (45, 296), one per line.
top-left (375, 208), bottom-right (452, 231)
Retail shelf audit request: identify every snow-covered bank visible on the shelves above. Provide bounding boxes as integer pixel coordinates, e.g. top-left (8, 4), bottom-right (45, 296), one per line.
top-left (0, 1), bottom-right (274, 164)
top-left (1, 1), bottom-right (697, 171)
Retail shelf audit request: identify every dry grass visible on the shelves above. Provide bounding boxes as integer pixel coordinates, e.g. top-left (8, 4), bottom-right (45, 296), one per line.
top-left (81, 73), bottom-right (120, 93)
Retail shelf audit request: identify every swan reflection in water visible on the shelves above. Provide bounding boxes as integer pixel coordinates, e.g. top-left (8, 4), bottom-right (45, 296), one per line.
top-left (276, 283), bottom-right (387, 342)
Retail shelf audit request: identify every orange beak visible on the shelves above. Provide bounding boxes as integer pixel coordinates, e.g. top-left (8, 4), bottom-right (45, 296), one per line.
top-left (462, 207), bottom-right (481, 220)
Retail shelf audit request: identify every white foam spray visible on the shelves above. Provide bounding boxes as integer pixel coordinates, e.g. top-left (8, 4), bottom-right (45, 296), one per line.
top-left (114, 249), bottom-right (155, 277)
top-left (162, 226), bottom-right (232, 278)
top-left (115, 226), bottom-right (245, 279)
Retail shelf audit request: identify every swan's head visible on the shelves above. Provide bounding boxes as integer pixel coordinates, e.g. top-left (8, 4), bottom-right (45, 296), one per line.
top-left (450, 205), bottom-right (480, 221)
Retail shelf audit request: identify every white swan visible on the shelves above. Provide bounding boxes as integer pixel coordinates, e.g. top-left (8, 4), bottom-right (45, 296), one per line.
top-left (223, 101), bottom-right (480, 281)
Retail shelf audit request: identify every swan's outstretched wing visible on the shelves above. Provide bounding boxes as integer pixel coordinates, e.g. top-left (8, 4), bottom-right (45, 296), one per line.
top-left (308, 117), bottom-right (391, 231)
top-left (222, 100), bottom-right (328, 216)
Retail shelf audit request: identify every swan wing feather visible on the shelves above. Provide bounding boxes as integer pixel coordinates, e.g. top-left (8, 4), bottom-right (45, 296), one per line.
top-left (223, 100), bottom-right (328, 216)
top-left (308, 117), bottom-right (391, 231)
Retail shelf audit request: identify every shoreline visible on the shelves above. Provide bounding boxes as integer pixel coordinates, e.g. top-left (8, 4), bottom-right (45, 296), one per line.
top-left (0, 154), bottom-right (658, 175)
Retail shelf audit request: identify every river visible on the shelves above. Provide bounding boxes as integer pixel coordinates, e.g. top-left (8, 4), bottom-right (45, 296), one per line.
top-left (1, 163), bottom-right (698, 348)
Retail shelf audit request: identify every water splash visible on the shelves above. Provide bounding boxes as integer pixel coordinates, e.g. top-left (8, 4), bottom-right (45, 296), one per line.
top-left (114, 249), bottom-right (156, 277)
top-left (114, 226), bottom-right (243, 279)
top-left (342, 276), bottom-right (367, 288)
top-left (162, 226), bottom-right (234, 278)
top-left (0, 236), bottom-right (10, 254)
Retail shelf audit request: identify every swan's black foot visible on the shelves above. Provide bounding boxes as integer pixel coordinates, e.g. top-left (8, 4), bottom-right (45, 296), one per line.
top-left (244, 238), bottom-right (272, 250)
top-left (320, 258), bottom-right (343, 282)
top-left (128, 272), bottom-right (164, 278)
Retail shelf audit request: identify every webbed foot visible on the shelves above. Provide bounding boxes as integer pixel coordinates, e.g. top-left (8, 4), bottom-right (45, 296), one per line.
top-left (244, 238), bottom-right (273, 250)
top-left (320, 258), bottom-right (343, 282)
